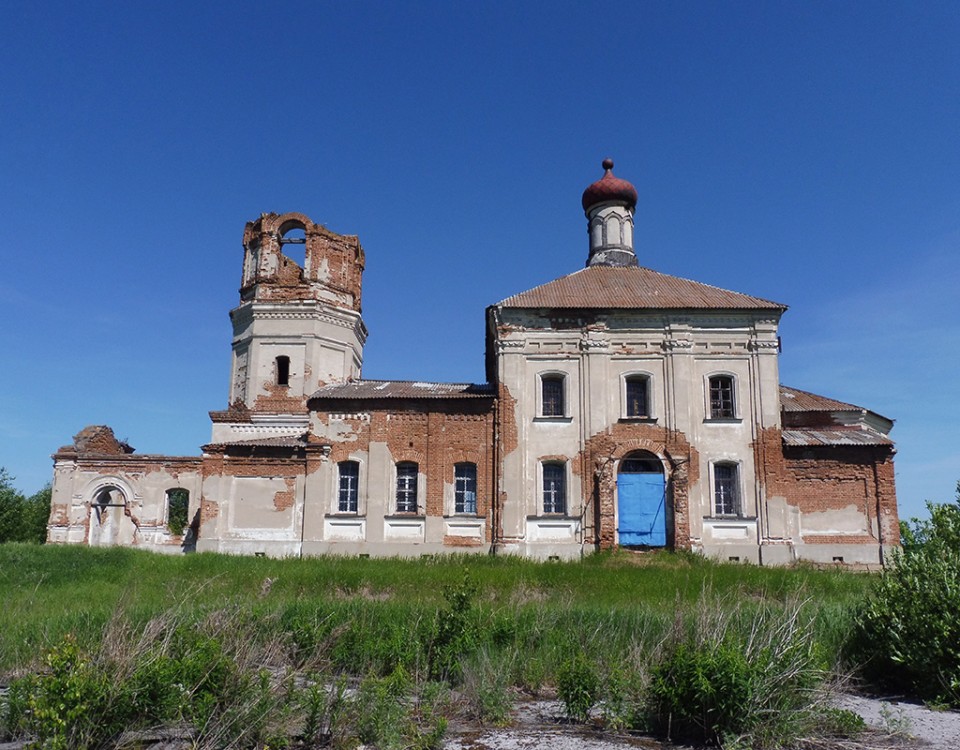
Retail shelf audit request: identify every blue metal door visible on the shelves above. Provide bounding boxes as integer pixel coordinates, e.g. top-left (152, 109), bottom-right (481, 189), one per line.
top-left (617, 473), bottom-right (666, 546)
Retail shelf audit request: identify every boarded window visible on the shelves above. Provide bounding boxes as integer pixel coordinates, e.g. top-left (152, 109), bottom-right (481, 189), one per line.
top-left (396, 462), bottom-right (418, 513)
top-left (454, 463), bottom-right (477, 514)
top-left (338, 461), bottom-right (359, 513)
top-left (543, 463), bottom-right (566, 514)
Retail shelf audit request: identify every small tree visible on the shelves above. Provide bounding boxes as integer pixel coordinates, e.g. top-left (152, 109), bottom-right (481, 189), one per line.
top-left (0, 469), bottom-right (50, 544)
top-left (854, 482), bottom-right (960, 705)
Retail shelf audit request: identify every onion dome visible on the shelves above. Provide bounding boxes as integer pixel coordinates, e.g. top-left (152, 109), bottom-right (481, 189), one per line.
top-left (581, 158), bottom-right (638, 212)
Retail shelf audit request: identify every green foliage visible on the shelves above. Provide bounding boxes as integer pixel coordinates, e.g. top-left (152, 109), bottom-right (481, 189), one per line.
top-left (0, 470), bottom-right (49, 544)
top-left (351, 666), bottom-right (446, 750)
top-left (299, 674), bottom-right (349, 747)
top-left (165, 488), bottom-right (190, 536)
top-left (557, 653), bottom-right (600, 723)
top-left (427, 571), bottom-right (479, 682)
top-left (853, 482), bottom-right (960, 706)
top-left (645, 601), bottom-right (827, 748)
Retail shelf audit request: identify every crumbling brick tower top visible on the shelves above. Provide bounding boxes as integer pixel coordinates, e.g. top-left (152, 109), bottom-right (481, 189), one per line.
top-left (240, 212), bottom-right (365, 310)
top-left (226, 213), bottom-right (368, 413)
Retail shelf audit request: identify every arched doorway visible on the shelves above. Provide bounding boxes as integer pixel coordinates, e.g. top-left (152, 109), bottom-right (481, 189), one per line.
top-left (617, 452), bottom-right (666, 546)
top-left (88, 486), bottom-right (136, 547)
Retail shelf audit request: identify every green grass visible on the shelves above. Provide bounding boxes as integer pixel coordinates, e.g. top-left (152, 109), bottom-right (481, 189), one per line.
top-left (0, 544), bottom-right (870, 677)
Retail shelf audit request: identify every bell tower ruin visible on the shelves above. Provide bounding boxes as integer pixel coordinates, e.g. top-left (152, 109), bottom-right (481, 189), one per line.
top-left (211, 212), bottom-right (367, 443)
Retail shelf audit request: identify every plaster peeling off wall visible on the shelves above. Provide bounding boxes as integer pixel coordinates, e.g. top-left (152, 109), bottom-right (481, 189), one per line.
top-left (801, 504), bottom-right (870, 536)
top-left (227, 477), bottom-right (298, 532)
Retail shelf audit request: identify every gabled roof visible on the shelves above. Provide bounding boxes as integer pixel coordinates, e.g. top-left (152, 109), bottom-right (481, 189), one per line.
top-left (779, 386), bottom-right (865, 413)
top-left (309, 380), bottom-right (495, 401)
top-left (496, 265), bottom-right (786, 311)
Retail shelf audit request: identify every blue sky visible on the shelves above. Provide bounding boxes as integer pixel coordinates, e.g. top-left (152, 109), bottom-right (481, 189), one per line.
top-left (1, 1), bottom-right (957, 522)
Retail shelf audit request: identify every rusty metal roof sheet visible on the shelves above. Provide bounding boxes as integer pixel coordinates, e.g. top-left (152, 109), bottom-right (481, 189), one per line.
top-left (782, 428), bottom-right (893, 447)
top-left (309, 380), bottom-right (496, 400)
top-left (780, 386), bottom-right (864, 413)
top-left (204, 435), bottom-right (309, 450)
top-left (496, 265), bottom-right (787, 310)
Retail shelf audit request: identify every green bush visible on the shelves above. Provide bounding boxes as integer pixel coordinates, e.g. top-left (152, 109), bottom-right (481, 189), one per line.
top-left (0, 470), bottom-right (50, 544)
top-left (852, 483), bottom-right (960, 705)
top-left (557, 653), bottom-right (600, 723)
top-left (645, 601), bottom-right (826, 747)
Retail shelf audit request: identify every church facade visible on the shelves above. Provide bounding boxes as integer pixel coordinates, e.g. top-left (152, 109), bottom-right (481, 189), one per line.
top-left (49, 161), bottom-right (899, 566)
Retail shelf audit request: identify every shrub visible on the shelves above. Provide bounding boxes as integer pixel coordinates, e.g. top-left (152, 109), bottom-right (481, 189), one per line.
top-left (427, 572), bottom-right (479, 682)
top-left (645, 599), bottom-right (827, 747)
top-left (0, 470), bottom-right (50, 544)
top-left (852, 483), bottom-right (960, 706)
top-left (557, 653), bottom-right (600, 723)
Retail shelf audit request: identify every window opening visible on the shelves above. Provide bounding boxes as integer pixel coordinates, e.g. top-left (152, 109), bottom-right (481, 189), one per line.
top-left (543, 463), bottom-right (566, 514)
top-left (541, 375), bottom-right (565, 417)
top-left (709, 375), bottom-right (735, 419)
top-left (625, 376), bottom-right (649, 418)
top-left (166, 489), bottom-right (189, 536)
top-left (396, 462), bottom-right (418, 513)
top-left (620, 456), bottom-right (662, 473)
top-left (276, 356), bottom-right (290, 387)
top-left (714, 463), bottom-right (740, 516)
top-left (454, 463), bottom-right (477, 514)
top-left (338, 461), bottom-right (359, 513)
top-left (279, 226), bottom-right (306, 268)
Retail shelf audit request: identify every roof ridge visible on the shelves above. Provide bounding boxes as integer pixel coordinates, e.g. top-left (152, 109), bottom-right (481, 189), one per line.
top-left (496, 264), bottom-right (787, 310)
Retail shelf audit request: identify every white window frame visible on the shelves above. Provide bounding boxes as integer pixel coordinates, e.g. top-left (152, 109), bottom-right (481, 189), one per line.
top-left (541, 461), bottom-right (567, 515)
top-left (394, 462), bottom-right (419, 514)
top-left (453, 462), bottom-right (478, 515)
top-left (336, 460), bottom-right (361, 514)
top-left (711, 461), bottom-right (742, 517)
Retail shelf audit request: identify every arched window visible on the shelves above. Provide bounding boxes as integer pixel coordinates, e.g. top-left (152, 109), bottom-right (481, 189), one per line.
top-left (278, 224), bottom-right (307, 268)
top-left (454, 463), bottom-right (477, 514)
top-left (396, 462), bottom-right (418, 513)
top-left (542, 462), bottom-right (566, 515)
top-left (541, 374), bottom-right (565, 418)
top-left (713, 463), bottom-right (740, 516)
top-left (276, 356), bottom-right (290, 387)
top-left (338, 461), bottom-right (359, 513)
top-left (165, 489), bottom-right (189, 536)
top-left (624, 375), bottom-right (650, 418)
top-left (708, 375), bottom-right (736, 419)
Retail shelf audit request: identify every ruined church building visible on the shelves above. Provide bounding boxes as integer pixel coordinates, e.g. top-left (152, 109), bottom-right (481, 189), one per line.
top-left (50, 161), bottom-right (899, 566)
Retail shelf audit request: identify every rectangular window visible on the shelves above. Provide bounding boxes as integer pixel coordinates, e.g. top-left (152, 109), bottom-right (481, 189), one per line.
top-left (338, 461), bottom-right (359, 513)
top-left (709, 376), bottom-right (735, 419)
top-left (714, 463), bottom-right (739, 516)
top-left (396, 462), bottom-right (418, 513)
top-left (625, 376), bottom-right (649, 417)
top-left (541, 375), bottom-right (565, 417)
top-left (543, 463), bottom-right (566, 514)
top-left (454, 463), bottom-right (477, 514)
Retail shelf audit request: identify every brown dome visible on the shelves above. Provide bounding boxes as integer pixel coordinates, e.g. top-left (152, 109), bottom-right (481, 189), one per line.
top-left (581, 158), bottom-right (638, 212)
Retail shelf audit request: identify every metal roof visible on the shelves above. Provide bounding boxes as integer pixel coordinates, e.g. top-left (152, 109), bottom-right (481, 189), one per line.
top-left (780, 386), bottom-right (864, 413)
top-left (496, 265), bottom-right (786, 311)
top-left (782, 428), bottom-right (893, 447)
top-left (204, 435), bottom-right (310, 450)
top-left (309, 380), bottom-right (496, 400)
